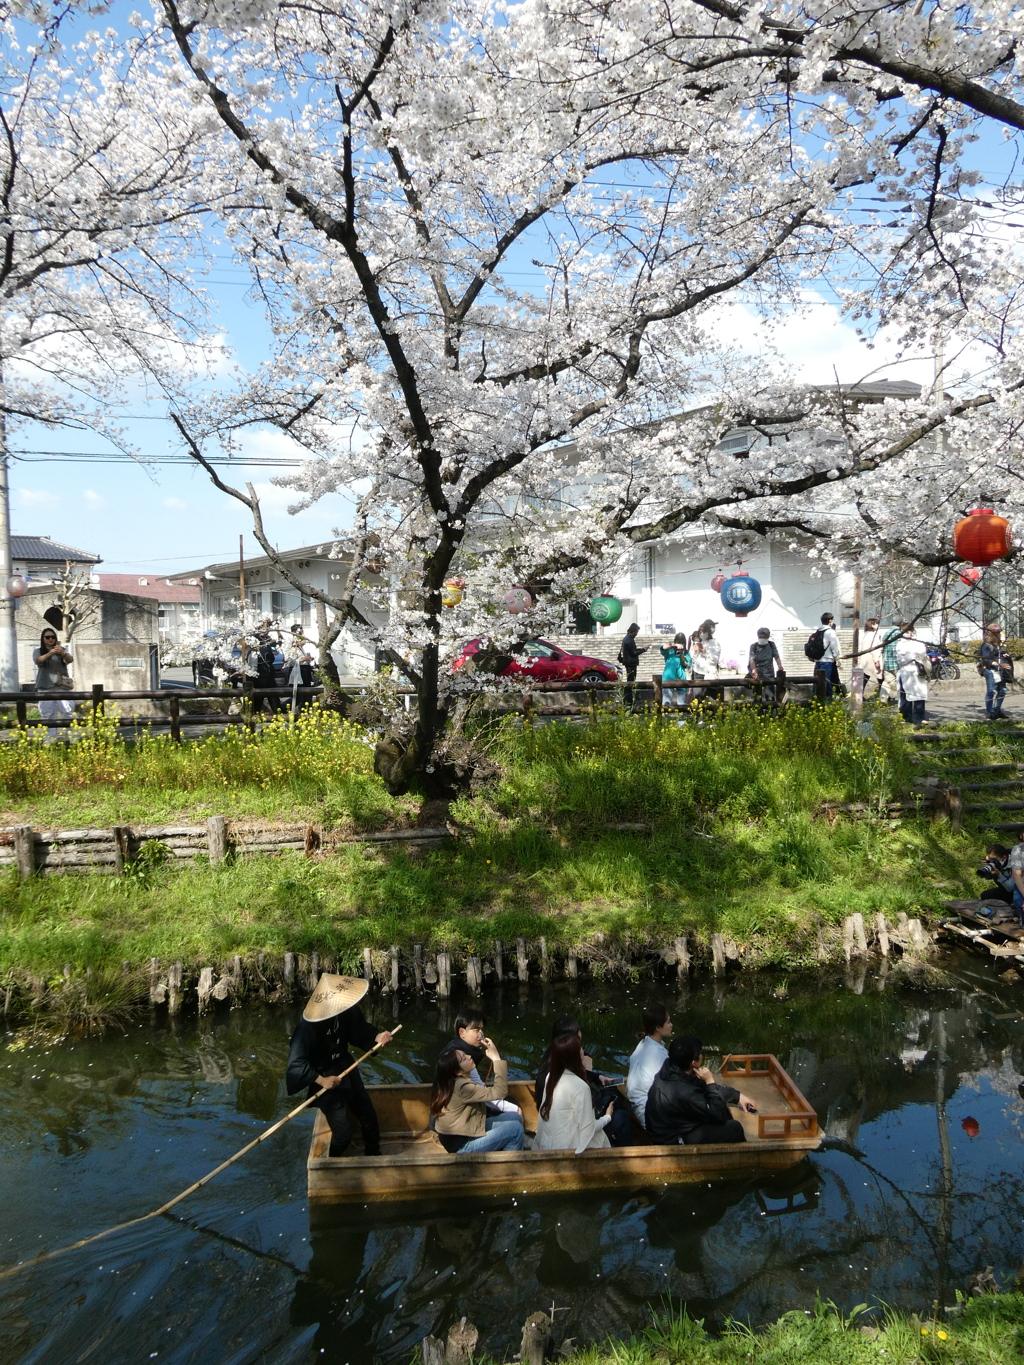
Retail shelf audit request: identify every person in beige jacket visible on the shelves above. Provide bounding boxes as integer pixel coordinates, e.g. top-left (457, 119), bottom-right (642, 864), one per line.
top-left (430, 1035), bottom-right (525, 1153)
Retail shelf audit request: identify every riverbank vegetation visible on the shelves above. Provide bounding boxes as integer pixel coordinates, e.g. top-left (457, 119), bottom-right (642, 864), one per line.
top-left (543, 1294), bottom-right (1024, 1365)
top-left (0, 706), bottom-right (987, 982)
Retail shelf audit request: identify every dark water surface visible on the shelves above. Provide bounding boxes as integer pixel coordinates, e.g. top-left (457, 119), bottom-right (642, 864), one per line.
top-left (3, 958), bottom-right (1024, 1364)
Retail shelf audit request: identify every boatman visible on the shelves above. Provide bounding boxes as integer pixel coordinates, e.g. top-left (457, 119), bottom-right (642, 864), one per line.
top-left (286, 973), bottom-right (393, 1157)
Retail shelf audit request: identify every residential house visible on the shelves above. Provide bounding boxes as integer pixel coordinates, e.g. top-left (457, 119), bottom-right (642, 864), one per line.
top-left (97, 574), bottom-right (201, 645)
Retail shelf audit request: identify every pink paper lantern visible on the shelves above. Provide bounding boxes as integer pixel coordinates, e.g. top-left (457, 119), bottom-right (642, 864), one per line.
top-left (505, 587), bottom-right (532, 614)
top-left (710, 573), bottom-right (726, 592)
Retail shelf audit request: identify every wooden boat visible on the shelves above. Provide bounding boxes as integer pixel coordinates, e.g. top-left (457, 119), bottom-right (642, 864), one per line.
top-left (307, 1054), bottom-right (820, 1205)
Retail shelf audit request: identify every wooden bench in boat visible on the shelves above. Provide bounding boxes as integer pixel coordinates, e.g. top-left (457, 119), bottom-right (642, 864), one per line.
top-left (307, 1053), bottom-right (820, 1204)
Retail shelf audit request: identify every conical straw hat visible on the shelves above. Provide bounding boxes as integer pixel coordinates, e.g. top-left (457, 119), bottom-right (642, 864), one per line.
top-left (303, 973), bottom-right (369, 1022)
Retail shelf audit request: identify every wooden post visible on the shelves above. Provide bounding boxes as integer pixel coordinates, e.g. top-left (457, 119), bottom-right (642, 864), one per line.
top-left (466, 955), bottom-right (483, 994)
top-left (875, 913), bottom-right (891, 958)
top-left (813, 668), bottom-right (826, 703)
top-left (437, 950), bottom-right (451, 997)
top-left (283, 951), bottom-right (296, 998)
top-left (149, 956), bottom-right (167, 1007)
top-left (91, 682), bottom-right (105, 726)
top-left (13, 824), bottom-right (34, 878)
top-left (522, 693), bottom-right (533, 730)
top-left (413, 943), bottom-right (424, 993)
top-left (711, 932), bottom-right (726, 978)
top-left (445, 1320), bottom-right (480, 1365)
top-left (168, 961), bottom-right (184, 1015)
top-left (516, 937), bottom-right (528, 982)
top-left (15, 697), bottom-right (26, 731)
top-left (421, 1339), bottom-right (444, 1365)
top-left (169, 693), bottom-right (181, 744)
top-left (776, 670), bottom-right (788, 706)
top-left (946, 787), bottom-right (963, 834)
top-left (520, 1312), bottom-right (551, 1365)
top-left (112, 826), bottom-right (131, 875)
top-left (390, 945), bottom-right (400, 993)
top-left (588, 686), bottom-right (598, 726)
top-left (362, 946), bottom-right (374, 984)
top-left (539, 936), bottom-right (550, 980)
top-left (653, 673), bottom-right (663, 716)
top-left (308, 951), bottom-right (320, 989)
top-left (197, 966), bottom-right (214, 1013)
top-left (850, 912), bottom-right (868, 957)
top-left (674, 934), bottom-right (690, 981)
top-left (493, 939), bottom-right (504, 981)
top-left (842, 916), bottom-right (855, 963)
top-left (566, 952), bottom-right (578, 980)
top-left (207, 815), bottom-right (228, 865)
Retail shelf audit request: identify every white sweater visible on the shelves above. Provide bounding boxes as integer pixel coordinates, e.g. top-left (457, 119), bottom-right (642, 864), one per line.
top-left (626, 1035), bottom-right (668, 1125)
top-left (534, 1070), bottom-right (611, 1155)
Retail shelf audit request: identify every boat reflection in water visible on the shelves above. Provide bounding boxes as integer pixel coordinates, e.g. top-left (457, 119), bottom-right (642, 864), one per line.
top-left (291, 1163), bottom-right (822, 1363)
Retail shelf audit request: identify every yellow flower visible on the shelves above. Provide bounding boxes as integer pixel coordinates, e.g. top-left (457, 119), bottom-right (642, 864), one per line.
top-left (921, 1327), bottom-right (929, 1336)
top-left (937, 1331), bottom-right (948, 1341)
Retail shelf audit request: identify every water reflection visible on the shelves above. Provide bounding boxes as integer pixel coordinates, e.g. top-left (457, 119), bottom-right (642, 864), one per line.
top-left (2, 960), bottom-right (1024, 1364)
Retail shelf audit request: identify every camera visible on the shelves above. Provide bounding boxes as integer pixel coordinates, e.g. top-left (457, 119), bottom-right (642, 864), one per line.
top-left (977, 856), bottom-right (1004, 880)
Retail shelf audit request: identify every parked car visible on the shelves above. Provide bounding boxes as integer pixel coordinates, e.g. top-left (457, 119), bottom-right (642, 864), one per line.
top-left (452, 638), bottom-right (620, 684)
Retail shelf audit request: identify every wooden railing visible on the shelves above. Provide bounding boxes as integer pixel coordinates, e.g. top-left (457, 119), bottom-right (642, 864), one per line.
top-left (721, 1054), bottom-right (819, 1139)
top-left (0, 669), bottom-right (830, 741)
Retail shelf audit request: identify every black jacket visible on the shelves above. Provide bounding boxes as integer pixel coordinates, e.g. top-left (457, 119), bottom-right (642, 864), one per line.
top-left (286, 1005), bottom-right (379, 1098)
top-left (644, 1060), bottom-right (740, 1143)
top-left (619, 633), bottom-right (642, 668)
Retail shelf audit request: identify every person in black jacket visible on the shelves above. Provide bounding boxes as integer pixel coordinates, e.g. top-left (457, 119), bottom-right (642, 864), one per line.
top-left (286, 973), bottom-right (393, 1157)
top-left (619, 623), bottom-right (647, 709)
top-left (645, 1035), bottom-right (757, 1145)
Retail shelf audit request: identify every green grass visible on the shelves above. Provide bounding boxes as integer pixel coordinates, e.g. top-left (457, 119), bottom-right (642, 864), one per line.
top-left (551, 1294), bottom-right (1024, 1365)
top-left (0, 703), bottom-right (984, 979)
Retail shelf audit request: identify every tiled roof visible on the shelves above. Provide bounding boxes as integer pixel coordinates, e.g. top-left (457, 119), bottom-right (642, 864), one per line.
top-left (96, 574), bottom-right (201, 602)
top-left (11, 535), bottom-right (101, 565)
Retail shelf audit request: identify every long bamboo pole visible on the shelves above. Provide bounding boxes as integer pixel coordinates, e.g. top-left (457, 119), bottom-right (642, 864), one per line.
top-left (0, 1025), bottom-right (401, 1281)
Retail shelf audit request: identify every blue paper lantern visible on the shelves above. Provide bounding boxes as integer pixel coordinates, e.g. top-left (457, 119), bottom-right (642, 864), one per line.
top-left (720, 572), bottom-right (761, 618)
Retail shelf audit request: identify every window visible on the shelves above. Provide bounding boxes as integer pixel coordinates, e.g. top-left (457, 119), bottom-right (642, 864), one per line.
top-left (522, 641), bottom-right (556, 658)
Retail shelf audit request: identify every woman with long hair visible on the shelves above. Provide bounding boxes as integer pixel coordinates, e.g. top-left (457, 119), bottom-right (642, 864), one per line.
top-left (33, 626), bottom-right (74, 741)
top-left (534, 1032), bottom-right (615, 1154)
top-left (430, 1036), bottom-right (524, 1154)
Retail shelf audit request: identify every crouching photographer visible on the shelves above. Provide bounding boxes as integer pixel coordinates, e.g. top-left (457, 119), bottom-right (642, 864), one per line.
top-left (977, 844), bottom-right (1014, 905)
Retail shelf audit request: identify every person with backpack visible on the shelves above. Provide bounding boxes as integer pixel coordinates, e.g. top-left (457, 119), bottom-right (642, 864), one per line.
top-left (805, 611), bottom-right (841, 699)
top-left (618, 623), bottom-right (647, 709)
top-left (659, 633), bottom-right (689, 709)
top-left (980, 622), bottom-right (1013, 720)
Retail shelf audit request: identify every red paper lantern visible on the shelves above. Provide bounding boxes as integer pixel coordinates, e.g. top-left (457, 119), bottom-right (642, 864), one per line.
top-left (710, 573), bottom-right (726, 592)
top-left (958, 566), bottom-right (982, 588)
top-left (953, 508), bottom-right (1012, 566)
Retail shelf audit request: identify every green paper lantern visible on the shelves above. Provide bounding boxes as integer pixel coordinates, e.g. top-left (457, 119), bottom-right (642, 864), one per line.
top-left (590, 595), bottom-right (623, 624)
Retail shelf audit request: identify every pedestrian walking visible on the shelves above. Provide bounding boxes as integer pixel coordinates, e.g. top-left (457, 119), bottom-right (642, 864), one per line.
top-left (618, 622), bottom-right (647, 709)
top-left (33, 627), bottom-right (75, 741)
top-left (879, 621), bottom-right (903, 703)
top-left (980, 622), bottom-right (1012, 720)
top-left (659, 633), bottom-right (689, 709)
top-left (747, 626), bottom-right (782, 702)
top-left (895, 622), bottom-right (928, 723)
top-left (812, 611), bottom-right (841, 699)
top-left (859, 617), bottom-right (884, 698)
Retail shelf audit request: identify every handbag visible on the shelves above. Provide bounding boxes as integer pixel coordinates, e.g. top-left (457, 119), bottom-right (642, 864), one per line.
top-left (50, 673), bottom-right (74, 691)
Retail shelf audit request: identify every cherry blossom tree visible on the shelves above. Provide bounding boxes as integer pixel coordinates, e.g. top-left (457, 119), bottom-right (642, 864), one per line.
top-left (144, 0), bottom-right (1024, 793)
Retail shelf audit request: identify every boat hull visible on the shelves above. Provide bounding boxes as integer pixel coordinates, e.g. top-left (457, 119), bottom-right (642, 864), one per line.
top-left (307, 1055), bottom-right (821, 1205)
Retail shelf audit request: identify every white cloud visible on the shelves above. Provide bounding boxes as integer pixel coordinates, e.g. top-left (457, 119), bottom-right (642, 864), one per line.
top-left (83, 489), bottom-right (106, 510)
top-left (162, 496), bottom-right (187, 511)
top-left (17, 488), bottom-right (58, 508)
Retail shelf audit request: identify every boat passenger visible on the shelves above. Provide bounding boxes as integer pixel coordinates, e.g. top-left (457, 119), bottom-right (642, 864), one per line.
top-left (534, 1016), bottom-right (633, 1147)
top-left (286, 973), bottom-right (393, 1158)
top-left (535, 1033), bottom-right (615, 1154)
top-left (645, 1035), bottom-right (757, 1146)
top-left (439, 1008), bottom-right (523, 1119)
top-left (431, 1037), bottom-right (525, 1153)
top-left (626, 1004), bottom-right (674, 1125)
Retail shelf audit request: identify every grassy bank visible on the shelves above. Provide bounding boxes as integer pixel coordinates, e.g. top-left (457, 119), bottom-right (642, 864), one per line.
top-left (0, 706), bottom-right (986, 982)
top-left (542, 1295), bottom-right (1024, 1365)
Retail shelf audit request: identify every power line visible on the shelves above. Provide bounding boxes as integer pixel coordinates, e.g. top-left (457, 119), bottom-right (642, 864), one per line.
top-left (10, 450), bottom-right (306, 466)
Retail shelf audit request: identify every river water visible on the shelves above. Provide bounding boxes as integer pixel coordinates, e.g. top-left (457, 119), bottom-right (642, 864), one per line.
top-left (2, 957), bottom-right (1024, 1364)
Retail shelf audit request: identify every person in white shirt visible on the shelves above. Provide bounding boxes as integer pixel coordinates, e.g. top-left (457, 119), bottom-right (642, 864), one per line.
top-left (815, 611), bottom-right (841, 700)
top-left (895, 623), bottom-right (928, 724)
top-left (534, 1032), bottom-right (615, 1154)
top-left (626, 1004), bottom-right (674, 1125)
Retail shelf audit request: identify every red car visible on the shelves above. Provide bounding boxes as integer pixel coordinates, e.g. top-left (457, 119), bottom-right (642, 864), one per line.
top-left (452, 638), bottom-right (620, 683)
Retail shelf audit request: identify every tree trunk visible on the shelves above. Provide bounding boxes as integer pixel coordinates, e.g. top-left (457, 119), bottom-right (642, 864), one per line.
top-left (314, 600), bottom-right (347, 712)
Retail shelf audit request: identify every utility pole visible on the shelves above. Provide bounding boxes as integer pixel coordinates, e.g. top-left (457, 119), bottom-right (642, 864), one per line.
top-left (0, 414), bottom-right (18, 692)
